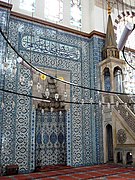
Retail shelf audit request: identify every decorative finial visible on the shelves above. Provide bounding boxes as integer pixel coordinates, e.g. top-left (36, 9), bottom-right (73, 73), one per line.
top-left (108, 0), bottom-right (111, 15)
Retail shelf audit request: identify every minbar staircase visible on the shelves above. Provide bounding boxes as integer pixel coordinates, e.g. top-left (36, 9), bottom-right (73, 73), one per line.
top-left (113, 94), bottom-right (135, 166)
top-left (103, 94), bottom-right (135, 165)
top-left (114, 94), bottom-right (135, 134)
top-left (118, 95), bottom-right (135, 114)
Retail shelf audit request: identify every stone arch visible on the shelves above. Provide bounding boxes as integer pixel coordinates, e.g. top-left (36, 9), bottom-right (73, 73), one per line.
top-left (126, 152), bottom-right (133, 165)
top-left (106, 124), bottom-right (113, 162)
top-left (117, 151), bottom-right (123, 163)
top-left (113, 65), bottom-right (122, 72)
top-left (113, 66), bottom-right (123, 92)
top-left (103, 67), bottom-right (111, 91)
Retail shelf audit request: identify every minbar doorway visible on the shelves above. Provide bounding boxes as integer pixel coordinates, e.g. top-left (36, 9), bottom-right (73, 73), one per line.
top-left (106, 124), bottom-right (113, 162)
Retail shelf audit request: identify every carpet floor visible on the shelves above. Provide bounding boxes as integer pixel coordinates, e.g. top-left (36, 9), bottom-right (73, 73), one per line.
top-left (0, 164), bottom-right (135, 180)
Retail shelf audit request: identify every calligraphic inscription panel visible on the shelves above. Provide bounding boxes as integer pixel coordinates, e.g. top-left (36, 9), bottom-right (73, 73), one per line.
top-left (20, 34), bottom-right (81, 61)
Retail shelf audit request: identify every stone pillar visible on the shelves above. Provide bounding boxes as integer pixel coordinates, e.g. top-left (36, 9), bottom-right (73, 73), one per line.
top-left (114, 150), bottom-right (117, 164)
top-left (101, 70), bottom-right (105, 104)
top-left (132, 152), bottom-right (135, 167)
top-left (101, 72), bottom-right (105, 91)
top-left (122, 151), bottom-right (127, 165)
top-left (110, 68), bottom-right (114, 92)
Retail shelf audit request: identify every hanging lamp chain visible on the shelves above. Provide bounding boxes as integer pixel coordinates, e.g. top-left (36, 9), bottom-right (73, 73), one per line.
top-left (108, 0), bottom-right (111, 15)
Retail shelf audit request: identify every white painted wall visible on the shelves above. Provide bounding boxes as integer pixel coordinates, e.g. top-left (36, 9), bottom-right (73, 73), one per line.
top-left (10, 0), bottom-right (105, 33)
top-left (2, 0), bottom-right (133, 34)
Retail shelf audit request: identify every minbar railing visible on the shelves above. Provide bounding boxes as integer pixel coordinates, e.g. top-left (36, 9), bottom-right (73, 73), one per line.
top-left (118, 94), bottom-right (135, 113)
top-left (103, 94), bottom-right (135, 134)
top-left (113, 95), bottom-right (135, 134)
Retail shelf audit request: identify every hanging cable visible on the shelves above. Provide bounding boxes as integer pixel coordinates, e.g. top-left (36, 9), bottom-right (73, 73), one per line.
top-left (0, 27), bottom-right (135, 96)
top-left (1, 87), bottom-right (135, 105)
top-left (122, 46), bottom-right (135, 70)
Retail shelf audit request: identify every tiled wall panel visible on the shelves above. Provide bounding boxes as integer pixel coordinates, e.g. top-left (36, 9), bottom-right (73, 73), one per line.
top-left (0, 8), bottom-right (105, 172)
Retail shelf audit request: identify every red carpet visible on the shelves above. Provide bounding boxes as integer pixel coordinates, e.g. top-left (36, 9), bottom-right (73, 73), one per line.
top-left (37, 164), bottom-right (72, 172)
top-left (0, 164), bottom-right (135, 179)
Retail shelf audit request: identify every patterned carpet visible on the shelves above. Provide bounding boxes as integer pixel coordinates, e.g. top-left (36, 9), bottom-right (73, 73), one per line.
top-left (0, 164), bottom-right (135, 180)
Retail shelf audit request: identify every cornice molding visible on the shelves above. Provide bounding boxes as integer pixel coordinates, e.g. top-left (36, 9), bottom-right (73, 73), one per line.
top-left (0, 1), bottom-right (105, 39)
top-left (0, 0), bottom-right (12, 10)
top-left (11, 11), bottom-right (106, 39)
top-left (88, 30), bottom-right (105, 39)
top-left (11, 11), bottom-right (89, 37)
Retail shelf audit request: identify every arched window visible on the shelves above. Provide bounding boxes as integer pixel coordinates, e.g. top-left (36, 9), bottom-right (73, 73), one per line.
top-left (114, 67), bottom-right (123, 93)
top-left (44, 0), bottom-right (63, 22)
top-left (117, 152), bottom-right (123, 163)
top-left (104, 68), bottom-right (111, 91)
top-left (106, 124), bottom-right (113, 161)
top-left (20, 0), bottom-right (35, 12)
top-left (70, 0), bottom-right (82, 28)
top-left (126, 152), bottom-right (133, 164)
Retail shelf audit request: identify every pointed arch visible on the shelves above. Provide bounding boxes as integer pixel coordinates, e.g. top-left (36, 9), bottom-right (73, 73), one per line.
top-left (113, 66), bottom-right (123, 92)
top-left (103, 67), bottom-right (111, 91)
top-left (106, 124), bottom-right (113, 162)
top-left (126, 152), bottom-right (133, 165)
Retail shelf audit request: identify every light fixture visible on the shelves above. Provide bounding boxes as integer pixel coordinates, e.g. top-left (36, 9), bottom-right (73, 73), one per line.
top-left (124, 103), bottom-right (127, 109)
top-left (107, 102), bottom-right (110, 109)
top-left (41, 109), bottom-right (44, 114)
top-left (64, 91), bottom-right (68, 100)
top-left (59, 111), bottom-right (62, 116)
top-left (99, 100), bottom-right (102, 107)
top-left (17, 57), bottom-right (23, 63)
top-left (81, 99), bottom-right (84, 105)
top-left (90, 97), bottom-right (93, 104)
top-left (116, 101), bottom-right (119, 107)
top-left (58, 77), bottom-right (64, 81)
top-left (63, 83), bottom-right (67, 100)
top-left (45, 88), bottom-right (50, 99)
top-left (40, 74), bottom-right (46, 80)
top-left (50, 107), bottom-right (53, 113)
top-left (37, 82), bottom-right (42, 92)
top-left (55, 93), bottom-right (59, 101)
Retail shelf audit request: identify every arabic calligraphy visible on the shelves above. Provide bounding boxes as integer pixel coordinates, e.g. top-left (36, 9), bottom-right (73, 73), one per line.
top-left (21, 34), bottom-right (81, 60)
